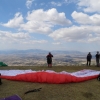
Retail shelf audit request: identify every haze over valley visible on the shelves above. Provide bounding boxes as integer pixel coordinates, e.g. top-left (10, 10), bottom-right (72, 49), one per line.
top-left (0, 49), bottom-right (96, 66)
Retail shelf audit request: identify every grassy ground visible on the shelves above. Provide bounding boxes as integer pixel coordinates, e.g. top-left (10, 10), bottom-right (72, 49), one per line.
top-left (0, 66), bottom-right (100, 100)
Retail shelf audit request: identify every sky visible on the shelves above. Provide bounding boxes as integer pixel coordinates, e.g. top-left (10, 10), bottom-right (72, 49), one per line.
top-left (0, 0), bottom-right (100, 52)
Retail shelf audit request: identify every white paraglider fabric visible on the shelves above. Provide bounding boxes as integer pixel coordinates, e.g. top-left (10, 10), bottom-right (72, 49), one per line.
top-left (0, 69), bottom-right (100, 84)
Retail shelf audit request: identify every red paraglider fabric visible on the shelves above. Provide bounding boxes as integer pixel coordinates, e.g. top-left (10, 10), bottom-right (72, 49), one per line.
top-left (0, 69), bottom-right (99, 84)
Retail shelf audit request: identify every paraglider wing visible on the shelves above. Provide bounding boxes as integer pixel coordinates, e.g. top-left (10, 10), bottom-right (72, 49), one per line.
top-left (0, 69), bottom-right (99, 84)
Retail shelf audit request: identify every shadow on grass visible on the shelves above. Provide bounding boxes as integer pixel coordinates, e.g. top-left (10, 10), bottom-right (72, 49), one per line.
top-left (82, 92), bottom-right (93, 98)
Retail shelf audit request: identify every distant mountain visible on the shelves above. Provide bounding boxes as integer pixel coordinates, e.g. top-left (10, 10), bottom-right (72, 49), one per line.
top-left (0, 49), bottom-right (47, 54)
top-left (52, 50), bottom-right (85, 55)
top-left (0, 49), bottom-right (86, 55)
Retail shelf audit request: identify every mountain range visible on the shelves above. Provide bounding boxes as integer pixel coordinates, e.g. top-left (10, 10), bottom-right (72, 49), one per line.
top-left (0, 49), bottom-right (86, 55)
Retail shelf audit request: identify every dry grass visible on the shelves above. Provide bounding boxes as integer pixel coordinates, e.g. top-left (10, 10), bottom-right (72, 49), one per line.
top-left (0, 66), bottom-right (100, 100)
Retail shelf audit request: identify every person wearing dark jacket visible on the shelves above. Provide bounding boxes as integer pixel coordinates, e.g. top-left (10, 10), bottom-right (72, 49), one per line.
top-left (46, 52), bottom-right (53, 67)
top-left (95, 51), bottom-right (100, 67)
top-left (87, 52), bottom-right (92, 66)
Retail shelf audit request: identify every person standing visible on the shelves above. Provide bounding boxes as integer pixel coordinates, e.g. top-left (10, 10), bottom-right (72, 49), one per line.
top-left (87, 52), bottom-right (92, 66)
top-left (95, 51), bottom-right (100, 67)
top-left (46, 52), bottom-right (53, 67)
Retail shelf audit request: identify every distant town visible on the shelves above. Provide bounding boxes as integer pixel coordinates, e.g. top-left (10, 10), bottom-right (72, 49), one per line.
top-left (0, 49), bottom-right (97, 66)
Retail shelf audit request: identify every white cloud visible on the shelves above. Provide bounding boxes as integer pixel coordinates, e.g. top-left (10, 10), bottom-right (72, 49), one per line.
top-left (0, 31), bottom-right (30, 43)
top-left (0, 30), bottom-right (47, 45)
top-left (1, 8), bottom-right (71, 34)
top-left (26, 0), bottom-right (34, 9)
top-left (26, 8), bottom-right (71, 25)
top-left (20, 21), bottom-right (53, 34)
top-left (77, 0), bottom-right (100, 13)
top-left (50, 1), bottom-right (62, 6)
top-left (64, 0), bottom-right (77, 4)
top-left (72, 11), bottom-right (100, 25)
top-left (49, 25), bottom-right (100, 43)
top-left (23, 40), bottom-right (47, 44)
top-left (20, 8), bottom-right (72, 34)
top-left (52, 42), bottom-right (61, 45)
top-left (2, 12), bottom-right (24, 28)
top-left (50, 0), bottom-right (77, 6)
top-left (1, 1), bottom-right (100, 51)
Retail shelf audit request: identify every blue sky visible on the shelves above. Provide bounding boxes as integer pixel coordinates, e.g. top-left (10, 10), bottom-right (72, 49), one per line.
top-left (0, 0), bottom-right (100, 52)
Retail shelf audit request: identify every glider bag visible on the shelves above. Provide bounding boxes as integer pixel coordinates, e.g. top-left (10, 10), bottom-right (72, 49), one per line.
top-left (0, 95), bottom-right (22, 100)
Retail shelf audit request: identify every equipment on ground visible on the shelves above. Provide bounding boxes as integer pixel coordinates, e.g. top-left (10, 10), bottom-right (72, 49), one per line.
top-left (0, 62), bottom-right (8, 67)
top-left (0, 95), bottom-right (21, 100)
